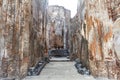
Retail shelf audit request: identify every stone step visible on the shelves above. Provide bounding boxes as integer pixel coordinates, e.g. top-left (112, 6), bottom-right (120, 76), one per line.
top-left (50, 57), bottom-right (70, 62)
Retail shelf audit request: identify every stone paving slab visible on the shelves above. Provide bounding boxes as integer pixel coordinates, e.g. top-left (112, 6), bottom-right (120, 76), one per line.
top-left (23, 62), bottom-right (96, 80)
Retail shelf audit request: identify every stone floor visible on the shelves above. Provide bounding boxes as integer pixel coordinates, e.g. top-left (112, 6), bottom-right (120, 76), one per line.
top-left (23, 61), bottom-right (96, 80)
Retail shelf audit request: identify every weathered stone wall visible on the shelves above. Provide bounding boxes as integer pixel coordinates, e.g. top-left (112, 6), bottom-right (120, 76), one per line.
top-left (47, 5), bottom-right (71, 49)
top-left (0, 0), bottom-right (32, 79)
top-left (0, 0), bottom-right (48, 79)
top-left (30, 0), bottom-right (48, 67)
top-left (70, 0), bottom-right (120, 79)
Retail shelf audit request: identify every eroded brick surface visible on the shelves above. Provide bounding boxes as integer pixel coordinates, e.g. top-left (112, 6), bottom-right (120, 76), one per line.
top-left (70, 0), bottom-right (120, 79)
top-left (0, 0), bottom-right (48, 79)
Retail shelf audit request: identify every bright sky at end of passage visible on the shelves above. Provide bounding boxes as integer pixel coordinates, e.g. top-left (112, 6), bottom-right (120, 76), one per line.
top-left (49, 0), bottom-right (78, 18)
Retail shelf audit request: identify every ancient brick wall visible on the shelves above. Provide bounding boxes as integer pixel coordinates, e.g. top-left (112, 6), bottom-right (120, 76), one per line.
top-left (70, 0), bottom-right (120, 79)
top-left (30, 0), bottom-right (48, 67)
top-left (0, 0), bottom-right (48, 79)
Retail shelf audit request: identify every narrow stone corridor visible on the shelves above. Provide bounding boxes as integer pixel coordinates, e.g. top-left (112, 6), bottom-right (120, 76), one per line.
top-left (0, 0), bottom-right (120, 80)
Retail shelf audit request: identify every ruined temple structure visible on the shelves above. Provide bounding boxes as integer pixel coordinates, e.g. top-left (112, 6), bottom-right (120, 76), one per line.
top-left (47, 5), bottom-right (71, 49)
top-left (0, 0), bottom-right (120, 80)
